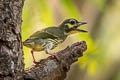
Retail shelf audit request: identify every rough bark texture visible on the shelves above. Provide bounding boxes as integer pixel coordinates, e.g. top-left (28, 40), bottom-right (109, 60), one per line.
top-left (0, 0), bottom-right (24, 80)
top-left (24, 41), bottom-right (87, 80)
top-left (0, 0), bottom-right (87, 80)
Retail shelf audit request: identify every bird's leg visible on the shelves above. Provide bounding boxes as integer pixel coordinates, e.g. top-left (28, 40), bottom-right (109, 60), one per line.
top-left (45, 42), bottom-right (60, 61)
top-left (45, 50), bottom-right (59, 61)
top-left (48, 52), bottom-right (59, 60)
top-left (31, 50), bottom-right (37, 64)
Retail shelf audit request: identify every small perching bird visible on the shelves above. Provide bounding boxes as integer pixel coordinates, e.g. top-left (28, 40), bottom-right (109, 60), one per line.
top-left (23, 18), bottom-right (87, 64)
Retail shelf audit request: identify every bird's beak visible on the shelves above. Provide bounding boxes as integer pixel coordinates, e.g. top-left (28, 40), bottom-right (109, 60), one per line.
top-left (72, 22), bottom-right (88, 32)
top-left (77, 22), bottom-right (87, 26)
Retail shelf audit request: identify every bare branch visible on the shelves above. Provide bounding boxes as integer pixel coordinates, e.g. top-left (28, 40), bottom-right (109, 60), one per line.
top-left (24, 41), bottom-right (87, 80)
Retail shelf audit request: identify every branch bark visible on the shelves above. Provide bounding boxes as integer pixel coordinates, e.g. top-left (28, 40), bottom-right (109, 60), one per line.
top-left (24, 41), bottom-right (87, 80)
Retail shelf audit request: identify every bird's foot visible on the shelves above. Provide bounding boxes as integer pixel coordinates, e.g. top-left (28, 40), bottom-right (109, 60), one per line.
top-left (29, 61), bottom-right (37, 68)
top-left (48, 53), bottom-right (60, 61)
top-left (31, 50), bottom-right (38, 66)
top-left (26, 61), bottom-right (37, 70)
top-left (33, 61), bottom-right (37, 65)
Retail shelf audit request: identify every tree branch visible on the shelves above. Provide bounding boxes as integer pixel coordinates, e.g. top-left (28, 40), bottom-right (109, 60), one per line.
top-left (24, 41), bottom-right (87, 80)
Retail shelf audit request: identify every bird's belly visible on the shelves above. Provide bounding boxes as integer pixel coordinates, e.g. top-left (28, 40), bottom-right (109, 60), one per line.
top-left (24, 38), bottom-right (63, 51)
top-left (32, 39), bottom-right (47, 51)
top-left (33, 44), bottom-right (45, 51)
top-left (24, 39), bottom-right (46, 51)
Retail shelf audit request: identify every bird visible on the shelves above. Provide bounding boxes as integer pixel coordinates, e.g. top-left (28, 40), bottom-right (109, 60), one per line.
top-left (23, 18), bottom-right (87, 64)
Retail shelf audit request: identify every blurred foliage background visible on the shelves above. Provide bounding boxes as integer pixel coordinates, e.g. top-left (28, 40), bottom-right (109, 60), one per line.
top-left (22, 0), bottom-right (120, 80)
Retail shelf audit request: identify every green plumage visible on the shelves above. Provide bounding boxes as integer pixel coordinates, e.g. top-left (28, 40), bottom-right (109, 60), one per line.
top-left (43, 27), bottom-right (67, 40)
top-left (23, 18), bottom-right (87, 55)
top-left (23, 27), bottom-right (67, 52)
top-left (23, 18), bottom-right (87, 63)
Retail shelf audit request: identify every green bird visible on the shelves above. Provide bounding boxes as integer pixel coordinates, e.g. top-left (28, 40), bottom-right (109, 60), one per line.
top-left (23, 18), bottom-right (87, 64)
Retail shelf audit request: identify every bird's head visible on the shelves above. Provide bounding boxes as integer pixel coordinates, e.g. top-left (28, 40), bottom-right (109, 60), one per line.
top-left (59, 18), bottom-right (87, 35)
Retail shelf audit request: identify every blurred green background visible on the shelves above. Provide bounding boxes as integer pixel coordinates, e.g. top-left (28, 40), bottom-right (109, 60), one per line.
top-left (22, 0), bottom-right (120, 80)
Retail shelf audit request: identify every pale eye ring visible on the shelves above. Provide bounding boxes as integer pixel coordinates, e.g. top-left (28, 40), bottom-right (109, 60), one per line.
top-left (70, 20), bottom-right (76, 25)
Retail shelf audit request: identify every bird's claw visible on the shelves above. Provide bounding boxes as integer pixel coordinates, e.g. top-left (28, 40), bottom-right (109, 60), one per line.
top-left (48, 53), bottom-right (60, 61)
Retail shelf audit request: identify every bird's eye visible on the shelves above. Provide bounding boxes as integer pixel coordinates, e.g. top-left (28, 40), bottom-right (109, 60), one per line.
top-left (70, 20), bottom-right (76, 25)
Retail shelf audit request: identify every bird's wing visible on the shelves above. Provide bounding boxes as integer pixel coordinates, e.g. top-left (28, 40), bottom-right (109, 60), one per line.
top-left (28, 31), bottom-right (58, 40)
top-left (24, 27), bottom-right (66, 44)
top-left (43, 27), bottom-right (66, 39)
